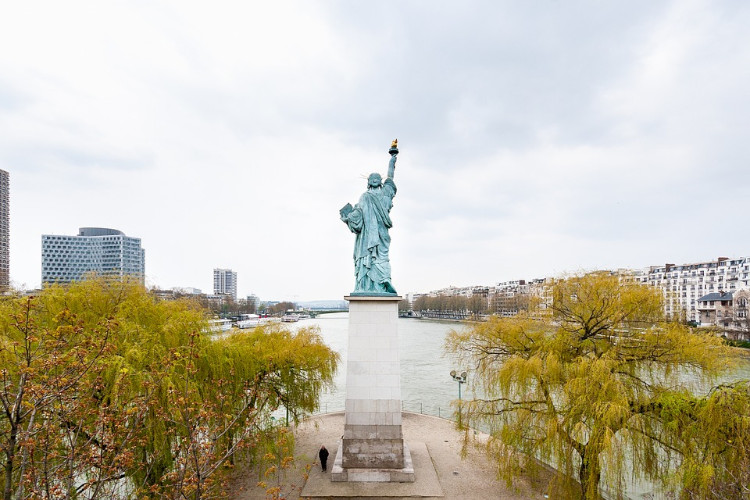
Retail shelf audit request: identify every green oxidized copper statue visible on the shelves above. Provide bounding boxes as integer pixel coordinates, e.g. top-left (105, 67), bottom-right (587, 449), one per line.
top-left (340, 140), bottom-right (399, 295)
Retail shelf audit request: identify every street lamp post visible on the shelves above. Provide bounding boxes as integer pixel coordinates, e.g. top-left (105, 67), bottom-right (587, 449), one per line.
top-left (450, 370), bottom-right (468, 426)
top-left (450, 370), bottom-right (468, 399)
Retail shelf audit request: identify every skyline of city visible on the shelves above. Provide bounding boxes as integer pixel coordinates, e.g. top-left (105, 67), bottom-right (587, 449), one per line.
top-left (1, 160), bottom-right (748, 302)
top-left (8, 179), bottom-right (747, 333)
top-left (18, 213), bottom-right (750, 306)
top-left (5, 160), bottom-right (750, 301)
top-left (1, 163), bottom-right (747, 303)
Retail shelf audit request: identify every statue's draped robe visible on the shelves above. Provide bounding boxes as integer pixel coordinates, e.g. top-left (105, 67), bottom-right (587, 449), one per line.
top-left (344, 178), bottom-right (397, 294)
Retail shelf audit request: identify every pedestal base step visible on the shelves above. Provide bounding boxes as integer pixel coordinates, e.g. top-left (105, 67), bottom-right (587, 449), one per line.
top-left (331, 439), bottom-right (415, 483)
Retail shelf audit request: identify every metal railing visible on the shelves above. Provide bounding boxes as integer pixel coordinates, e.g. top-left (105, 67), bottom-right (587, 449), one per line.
top-left (312, 400), bottom-right (456, 420)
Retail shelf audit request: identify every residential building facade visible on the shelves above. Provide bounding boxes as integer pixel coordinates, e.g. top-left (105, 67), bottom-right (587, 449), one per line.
top-left (697, 291), bottom-right (735, 326)
top-left (213, 268), bottom-right (237, 301)
top-left (41, 227), bottom-right (145, 285)
top-left (638, 257), bottom-right (750, 322)
top-left (491, 280), bottom-right (530, 317)
top-left (696, 289), bottom-right (750, 340)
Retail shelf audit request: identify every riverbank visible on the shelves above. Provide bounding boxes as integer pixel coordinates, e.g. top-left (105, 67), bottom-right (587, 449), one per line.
top-left (400, 314), bottom-right (485, 324)
top-left (227, 412), bottom-right (553, 499)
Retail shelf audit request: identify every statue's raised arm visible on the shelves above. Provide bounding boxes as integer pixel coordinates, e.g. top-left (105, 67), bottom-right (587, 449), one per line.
top-left (387, 139), bottom-right (398, 180)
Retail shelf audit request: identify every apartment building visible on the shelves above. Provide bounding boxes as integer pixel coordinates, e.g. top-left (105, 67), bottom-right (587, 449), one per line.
top-left (638, 257), bottom-right (750, 322)
top-left (213, 268), bottom-right (237, 301)
top-left (491, 280), bottom-right (530, 317)
top-left (696, 289), bottom-right (750, 339)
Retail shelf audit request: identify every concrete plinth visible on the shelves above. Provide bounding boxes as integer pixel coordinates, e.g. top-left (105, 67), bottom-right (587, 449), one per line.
top-left (334, 295), bottom-right (415, 483)
top-left (331, 438), bottom-right (415, 482)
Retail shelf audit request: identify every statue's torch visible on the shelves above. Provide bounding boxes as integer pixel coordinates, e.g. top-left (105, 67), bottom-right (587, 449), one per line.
top-left (389, 138), bottom-right (399, 156)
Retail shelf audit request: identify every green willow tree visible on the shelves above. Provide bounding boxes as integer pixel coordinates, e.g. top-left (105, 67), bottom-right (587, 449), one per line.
top-left (0, 291), bottom-right (117, 500)
top-left (447, 273), bottom-right (742, 499)
top-left (0, 279), bottom-right (338, 499)
top-left (660, 381), bottom-right (750, 499)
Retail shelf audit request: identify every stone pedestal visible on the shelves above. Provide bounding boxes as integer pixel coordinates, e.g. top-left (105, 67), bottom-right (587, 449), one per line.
top-left (331, 295), bottom-right (415, 483)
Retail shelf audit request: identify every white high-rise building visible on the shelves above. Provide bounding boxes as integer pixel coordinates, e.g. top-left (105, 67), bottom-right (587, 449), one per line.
top-left (213, 268), bottom-right (237, 301)
top-left (41, 227), bottom-right (145, 286)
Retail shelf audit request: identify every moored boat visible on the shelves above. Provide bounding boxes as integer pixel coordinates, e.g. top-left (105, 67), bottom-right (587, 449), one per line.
top-left (281, 313), bottom-right (300, 322)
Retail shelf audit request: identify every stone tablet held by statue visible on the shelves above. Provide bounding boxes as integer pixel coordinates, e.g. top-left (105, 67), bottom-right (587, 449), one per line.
top-left (340, 140), bottom-right (399, 295)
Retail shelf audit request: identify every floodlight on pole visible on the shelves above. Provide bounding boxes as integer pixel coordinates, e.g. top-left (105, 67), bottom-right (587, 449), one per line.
top-left (450, 370), bottom-right (468, 401)
top-left (450, 370), bottom-right (468, 427)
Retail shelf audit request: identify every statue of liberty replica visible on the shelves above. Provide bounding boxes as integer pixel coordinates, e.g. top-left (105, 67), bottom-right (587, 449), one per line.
top-left (333, 140), bottom-right (413, 482)
top-left (340, 139), bottom-right (399, 295)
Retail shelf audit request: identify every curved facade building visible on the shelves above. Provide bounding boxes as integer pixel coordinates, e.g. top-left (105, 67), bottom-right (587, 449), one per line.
top-left (42, 227), bottom-right (145, 285)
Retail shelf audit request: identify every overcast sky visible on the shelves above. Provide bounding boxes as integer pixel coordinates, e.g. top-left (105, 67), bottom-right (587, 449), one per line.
top-left (2, 1), bottom-right (749, 301)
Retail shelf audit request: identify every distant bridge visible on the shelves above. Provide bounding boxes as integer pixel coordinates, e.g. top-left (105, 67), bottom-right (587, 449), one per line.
top-left (311, 309), bottom-right (348, 316)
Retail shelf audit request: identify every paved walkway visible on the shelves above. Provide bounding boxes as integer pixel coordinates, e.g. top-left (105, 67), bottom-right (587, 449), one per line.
top-left (228, 412), bottom-right (552, 499)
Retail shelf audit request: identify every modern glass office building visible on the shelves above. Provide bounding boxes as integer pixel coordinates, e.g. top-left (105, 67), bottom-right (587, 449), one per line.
top-left (42, 227), bottom-right (145, 285)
